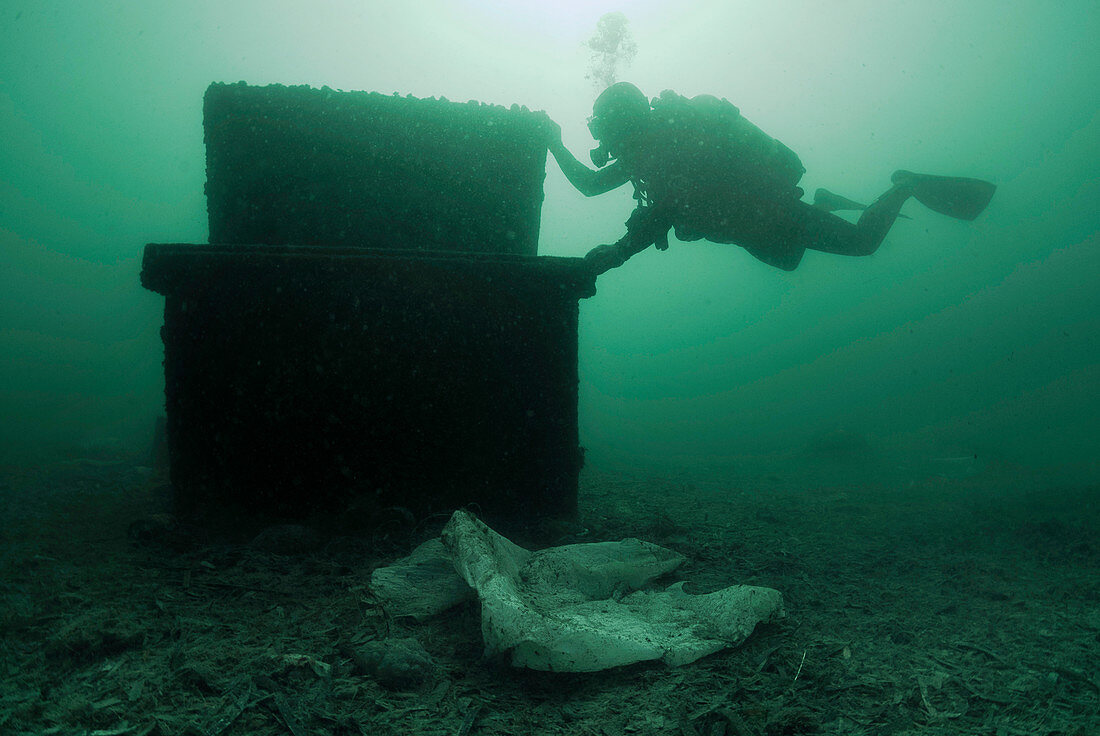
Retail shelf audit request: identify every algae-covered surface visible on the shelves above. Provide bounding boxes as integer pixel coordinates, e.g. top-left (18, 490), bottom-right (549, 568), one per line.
top-left (203, 83), bottom-right (549, 255)
top-left (2, 459), bottom-right (1097, 735)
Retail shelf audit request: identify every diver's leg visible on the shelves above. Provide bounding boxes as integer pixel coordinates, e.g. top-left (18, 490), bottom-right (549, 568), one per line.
top-left (717, 198), bottom-right (809, 270)
top-left (891, 170), bottom-right (996, 221)
top-left (803, 170), bottom-right (996, 256)
top-left (812, 188), bottom-right (867, 213)
top-left (853, 182), bottom-right (915, 252)
top-left (802, 181), bottom-right (914, 256)
top-left (742, 242), bottom-right (805, 271)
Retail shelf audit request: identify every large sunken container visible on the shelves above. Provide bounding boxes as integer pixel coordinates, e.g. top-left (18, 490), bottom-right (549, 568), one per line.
top-left (141, 83), bottom-right (595, 531)
top-left (203, 83), bottom-right (547, 253)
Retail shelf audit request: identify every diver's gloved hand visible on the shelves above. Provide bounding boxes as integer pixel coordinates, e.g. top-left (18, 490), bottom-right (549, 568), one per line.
top-left (532, 111), bottom-right (563, 149)
top-left (583, 242), bottom-right (627, 276)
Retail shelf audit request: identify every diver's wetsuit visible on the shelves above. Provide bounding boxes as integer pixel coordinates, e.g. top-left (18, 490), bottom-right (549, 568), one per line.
top-left (612, 105), bottom-right (911, 272)
top-left (619, 184), bottom-right (912, 271)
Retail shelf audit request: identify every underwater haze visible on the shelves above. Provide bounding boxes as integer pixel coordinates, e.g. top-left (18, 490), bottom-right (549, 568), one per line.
top-left (1, 0), bottom-right (1098, 484)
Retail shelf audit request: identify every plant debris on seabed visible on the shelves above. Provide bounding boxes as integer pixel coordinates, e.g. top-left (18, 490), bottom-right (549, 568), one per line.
top-left (1, 459), bottom-right (1098, 735)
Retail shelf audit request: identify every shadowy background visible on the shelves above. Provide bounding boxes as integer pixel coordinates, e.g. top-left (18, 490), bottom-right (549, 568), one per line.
top-left (2, 0), bottom-right (1097, 484)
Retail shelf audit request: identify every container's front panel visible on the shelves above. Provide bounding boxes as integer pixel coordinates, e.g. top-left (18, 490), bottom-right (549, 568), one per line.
top-left (159, 253), bottom-right (582, 530)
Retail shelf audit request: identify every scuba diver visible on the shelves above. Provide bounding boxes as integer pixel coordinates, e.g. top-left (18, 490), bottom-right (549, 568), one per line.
top-left (544, 82), bottom-right (996, 274)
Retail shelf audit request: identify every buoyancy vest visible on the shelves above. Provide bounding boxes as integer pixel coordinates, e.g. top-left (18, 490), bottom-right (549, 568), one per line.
top-left (622, 91), bottom-right (806, 242)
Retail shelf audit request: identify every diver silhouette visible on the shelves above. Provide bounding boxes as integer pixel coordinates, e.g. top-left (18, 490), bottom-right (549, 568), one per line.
top-left (544, 82), bottom-right (996, 274)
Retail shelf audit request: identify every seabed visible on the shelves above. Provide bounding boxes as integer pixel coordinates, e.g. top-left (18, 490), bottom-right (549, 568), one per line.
top-left (2, 457), bottom-right (1097, 735)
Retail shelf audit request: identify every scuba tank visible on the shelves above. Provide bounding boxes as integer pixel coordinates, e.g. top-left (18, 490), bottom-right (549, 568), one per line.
top-left (650, 90), bottom-right (806, 194)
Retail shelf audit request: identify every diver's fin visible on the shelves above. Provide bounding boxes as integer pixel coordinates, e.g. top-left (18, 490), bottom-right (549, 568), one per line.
top-left (813, 188), bottom-right (867, 213)
top-left (891, 170), bottom-right (996, 221)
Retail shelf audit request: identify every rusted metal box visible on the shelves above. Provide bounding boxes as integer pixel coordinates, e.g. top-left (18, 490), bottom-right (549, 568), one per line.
top-left (203, 82), bottom-right (548, 254)
top-left (142, 84), bottom-right (594, 530)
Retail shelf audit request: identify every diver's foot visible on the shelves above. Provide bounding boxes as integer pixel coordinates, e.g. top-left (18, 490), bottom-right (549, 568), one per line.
top-left (890, 170), bottom-right (996, 220)
top-left (813, 188), bottom-right (868, 213)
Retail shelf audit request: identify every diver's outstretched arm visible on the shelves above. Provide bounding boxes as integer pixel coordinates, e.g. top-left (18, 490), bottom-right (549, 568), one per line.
top-left (548, 141), bottom-right (630, 196)
top-left (585, 230), bottom-right (658, 275)
top-left (584, 240), bottom-right (633, 275)
top-left (584, 205), bottom-right (673, 275)
top-left (540, 115), bottom-right (630, 196)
